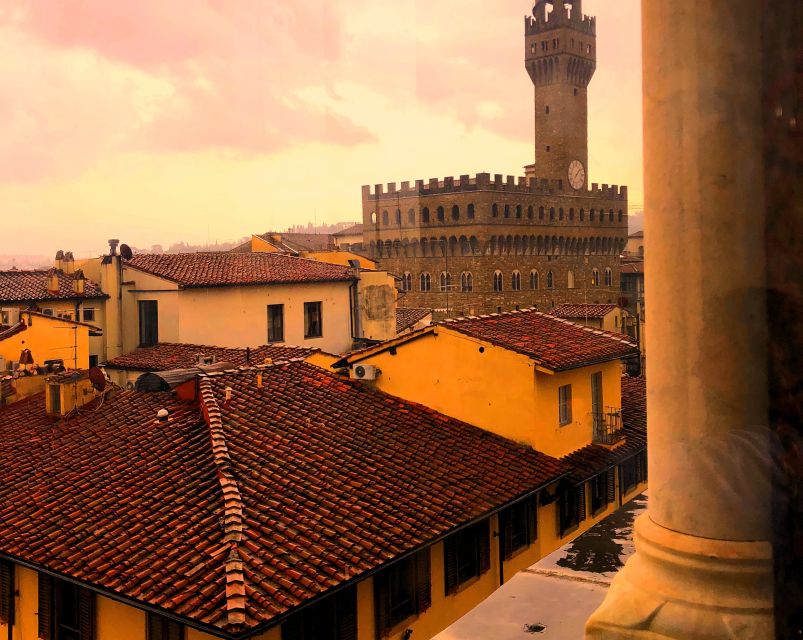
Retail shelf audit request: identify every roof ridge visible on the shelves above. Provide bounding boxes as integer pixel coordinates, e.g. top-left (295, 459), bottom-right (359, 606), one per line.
top-left (198, 377), bottom-right (247, 628)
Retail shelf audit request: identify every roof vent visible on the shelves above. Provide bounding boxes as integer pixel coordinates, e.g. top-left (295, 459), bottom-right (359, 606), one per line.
top-left (196, 353), bottom-right (216, 366)
top-left (156, 408), bottom-right (169, 422)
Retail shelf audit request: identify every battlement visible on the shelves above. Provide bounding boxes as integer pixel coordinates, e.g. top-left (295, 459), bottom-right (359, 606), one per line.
top-left (525, 5), bottom-right (595, 36)
top-left (361, 173), bottom-right (627, 200)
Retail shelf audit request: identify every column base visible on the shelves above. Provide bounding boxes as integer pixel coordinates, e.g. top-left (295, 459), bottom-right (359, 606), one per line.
top-left (585, 514), bottom-right (773, 640)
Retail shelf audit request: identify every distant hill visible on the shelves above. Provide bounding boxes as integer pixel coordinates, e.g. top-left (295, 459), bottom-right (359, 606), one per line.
top-left (0, 255), bottom-right (51, 270)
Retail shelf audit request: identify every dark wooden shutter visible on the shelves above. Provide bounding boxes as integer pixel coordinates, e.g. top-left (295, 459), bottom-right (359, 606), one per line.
top-left (415, 549), bottom-right (431, 614)
top-left (577, 484), bottom-right (586, 523)
top-left (500, 509), bottom-right (512, 559)
top-left (444, 537), bottom-right (458, 595)
top-left (147, 612), bottom-right (162, 640)
top-left (336, 587), bottom-right (357, 640)
top-left (607, 468), bottom-right (616, 505)
top-left (78, 588), bottom-right (96, 640)
top-left (37, 573), bottom-right (52, 640)
top-left (0, 560), bottom-right (12, 625)
top-left (526, 499), bottom-right (537, 544)
top-left (373, 571), bottom-right (390, 639)
top-left (478, 521), bottom-right (491, 574)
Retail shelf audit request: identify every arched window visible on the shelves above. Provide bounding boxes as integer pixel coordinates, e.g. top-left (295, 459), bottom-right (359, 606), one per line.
top-left (493, 270), bottom-right (504, 292)
top-left (590, 209), bottom-right (595, 222)
top-left (528, 206), bottom-right (534, 219)
top-left (408, 209), bottom-right (415, 224)
top-left (451, 205), bottom-right (460, 221)
top-left (371, 211), bottom-right (377, 225)
top-left (511, 270), bottom-right (522, 291)
top-left (437, 206), bottom-right (445, 222)
top-left (591, 269), bottom-right (600, 287)
top-left (618, 209), bottom-right (623, 222)
top-left (546, 271), bottom-right (554, 288)
top-left (402, 272), bottom-right (412, 291)
top-left (504, 204), bottom-right (511, 218)
top-left (530, 270), bottom-right (539, 290)
top-left (567, 270), bottom-right (575, 289)
top-left (439, 271), bottom-right (452, 292)
top-left (539, 206), bottom-right (545, 220)
top-left (421, 207), bottom-right (430, 224)
top-left (467, 204), bottom-right (475, 219)
top-left (604, 268), bottom-right (613, 286)
top-left (420, 272), bottom-right (432, 292)
top-left (638, 245), bottom-right (644, 258)
top-left (382, 210), bottom-right (389, 225)
top-left (580, 209), bottom-right (585, 221)
top-left (461, 272), bottom-right (473, 293)
top-left (395, 209), bottom-right (402, 224)
top-left (569, 208), bottom-right (575, 221)
top-left (549, 207), bottom-right (555, 221)
top-left (609, 209), bottom-right (614, 222)
top-left (559, 207), bottom-right (564, 221)
top-left (492, 203), bottom-right (499, 217)
top-left (516, 205), bottom-right (523, 219)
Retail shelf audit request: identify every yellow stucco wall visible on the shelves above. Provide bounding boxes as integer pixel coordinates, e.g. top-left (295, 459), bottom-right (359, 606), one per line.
top-left (357, 271), bottom-right (398, 342)
top-left (96, 595), bottom-right (145, 640)
top-left (351, 328), bottom-right (623, 458)
top-left (0, 314), bottom-right (91, 370)
top-left (301, 250), bottom-right (376, 269)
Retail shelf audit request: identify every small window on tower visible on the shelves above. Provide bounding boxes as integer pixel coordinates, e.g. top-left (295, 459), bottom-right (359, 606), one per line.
top-left (574, 88), bottom-right (578, 96)
top-left (546, 145), bottom-right (550, 152)
top-left (545, 105), bottom-right (550, 114)
top-left (531, 43), bottom-right (535, 53)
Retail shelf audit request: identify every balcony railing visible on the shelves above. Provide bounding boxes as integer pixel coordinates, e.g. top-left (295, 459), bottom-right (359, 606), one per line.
top-left (592, 408), bottom-right (624, 446)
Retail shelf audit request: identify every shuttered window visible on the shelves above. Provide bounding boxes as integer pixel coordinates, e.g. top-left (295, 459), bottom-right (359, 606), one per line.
top-left (499, 499), bottom-right (537, 559)
top-left (374, 550), bottom-right (430, 638)
top-left (0, 560), bottom-right (13, 627)
top-left (444, 520), bottom-right (490, 595)
top-left (138, 300), bottom-right (159, 347)
top-left (619, 452), bottom-right (648, 501)
top-left (590, 470), bottom-right (614, 515)
top-left (38, 574), bottom-right (95, 640)
top-left (558, 385), bottom-right (572, 425)
top-left (282, 586), bottom-right (356, 640)
top-left (558, 483), bottom-right (586, 537)
top-left (147, 613), bottom-right (184, 640)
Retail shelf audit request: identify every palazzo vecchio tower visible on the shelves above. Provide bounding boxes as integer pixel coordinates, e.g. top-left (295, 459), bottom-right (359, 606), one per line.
top-left (361, 1), bottom-right (627, 318)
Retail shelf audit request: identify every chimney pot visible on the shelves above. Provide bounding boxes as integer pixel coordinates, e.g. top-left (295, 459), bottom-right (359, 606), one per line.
top-left (256, 373), bottom-right (263, 388)
top-left (224, 387), bottom-right (233, 402)
top-left (157, 409), bottom-right (169, 422)
top-left (108, 239), bottom-right (120, 256)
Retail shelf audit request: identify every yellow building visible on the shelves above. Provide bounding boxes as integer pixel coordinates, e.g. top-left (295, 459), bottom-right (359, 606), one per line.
top-left (234, 231), bottom-right (375, 270)
top-left (0, 358), bottom-right (646, 640)
top-left (550, 303), bottom-right (631, 336)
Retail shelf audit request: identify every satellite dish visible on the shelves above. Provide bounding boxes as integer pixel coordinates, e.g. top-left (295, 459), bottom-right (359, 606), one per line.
top-left (119, 244), bottom-right (133, 260)
top-left (89, 366), bottom-right (107, 392)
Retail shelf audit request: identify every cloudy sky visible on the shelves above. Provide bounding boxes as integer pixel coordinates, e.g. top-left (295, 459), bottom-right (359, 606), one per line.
top-left (0, 0), bottom-right (642, 257)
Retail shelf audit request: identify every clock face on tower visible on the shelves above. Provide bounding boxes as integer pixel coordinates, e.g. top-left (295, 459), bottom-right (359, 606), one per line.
top-left (568, 160), bottom-right (585, 190)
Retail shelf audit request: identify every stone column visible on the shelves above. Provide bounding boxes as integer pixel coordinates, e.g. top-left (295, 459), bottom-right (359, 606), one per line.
top-left (585, 1), bottom-right (775, 637)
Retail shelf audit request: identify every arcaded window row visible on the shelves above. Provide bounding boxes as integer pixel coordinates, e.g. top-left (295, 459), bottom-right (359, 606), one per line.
top-left (401, 268), bottom-right (613, 293)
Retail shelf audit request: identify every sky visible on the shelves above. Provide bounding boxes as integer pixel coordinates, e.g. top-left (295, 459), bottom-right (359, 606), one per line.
top-left (0, 0), bottom-right (642, 257)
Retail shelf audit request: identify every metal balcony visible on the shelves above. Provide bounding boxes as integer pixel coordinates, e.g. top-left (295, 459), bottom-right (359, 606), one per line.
top-left (592, 408), bottom-right (624, 445)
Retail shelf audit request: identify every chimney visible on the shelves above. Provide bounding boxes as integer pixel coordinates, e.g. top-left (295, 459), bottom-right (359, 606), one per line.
top-left (156, 408), bottom-right (169, 422)
top-left (45, 370), bottom-right (95, 416)
top-left (108, 239), bottom-right (119, 256)
top-left (62, 251), bottom-right (75, 275)
top-left (54, 250), bottom-right (64, 271)
top-left (46, 268), bottom-right (59, 295)
top-left (73, 269), bottom-right (86, 295)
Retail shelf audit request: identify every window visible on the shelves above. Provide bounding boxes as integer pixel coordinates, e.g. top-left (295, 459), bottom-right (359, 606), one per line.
top-left (511, 270), bottom-right (522, 291)
top-left (0, 560), bottom-right (13, 628)
top-left (38, 574), bottom-right (95, 640)
top-left (590, 209), bottom-right (595, 222)
top-left (421, 207), bottom-right (430, 224)
top-left (451, 205), bottom-right (460, 221)
top-left (492, 203), bottom-right (498, 217)
top-left (591, 371), bottom-right (603, 415)
top-left (148, 613), bottom-right (184, 640)
top-left (461, 272), bottom-right (473, 293)
top-left (569, 208), bottom-right (575, 221)
top-left (439, 272), bottom-right (452, 292)
top-left (467, 203), bottom-right (475, 219)
top-left (402, 272), bottom-right (412, 292)
top-left (618, 209), bottom-right (623, 222)
top-left (374, 551), bottom-right (430, 636)
top-left (493, 271), bottom-right (503, 292)
top-left (549, 207), bottom-right (555, 221)
top-left (546, 271), bottom-right (554, 288)
top-left (504, 204), bottom-right (510, 218)
top-left (567, 270), bottom-right (575, 289)
top-left (590, 469), bottom-right (616, 516)
top-left (539, 206), bottom-right (545, 220)
top-left (303, 302), bottom-right (323, 338)
top-left (88, 355), bottom-right (98, 368)
top-left (558, 483), bottom-right (586, 536)
top-left (580, 208), bottom-right (585, 221)
top-left (499, 499), bottom-right (537, 559)
top-left (528, 206), bottom-right (534, 219)
top-left (604, 268), bottom-right (613, 287)
top-left (516, 205), bottom-right (522, 219)
top-left (82, 308), bottom-right (96, 323)
top-left (371, 211), bottom-right (377, 225)
top-left (444, 520), bottom-right (490, 594)
top-left (436, 206), bottom-right (445, 222)
top-left (267, 304), bottom-right (284, 342)
top-left (420, 272), bottom-right (432, 292)
top-left (609, 209), bottom-right (614, 222)
top-left (382, 210), bottom-right (389, 225)
top-left (138, 300), bottom-right (158, 347)
top-left (408, 209), bottom-right (416, 224)
top-left (592, 269), bottom-right (601, 287)
top-left (559, 207), bottom-right (564, 220)
top-left (558, 384), bottom-right (572, 425)
top-left (530, 270), bottom-right (539, 290)
top-left (57, 311), bottom-right (73, 321)
top-left (619, 451), bottom-right (648, 500)
top-left (283, 587), bottom-right (356, 640)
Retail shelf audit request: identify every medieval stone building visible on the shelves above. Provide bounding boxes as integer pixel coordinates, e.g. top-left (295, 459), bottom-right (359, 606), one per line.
top-left (361, 0), bottom-right (628, 317)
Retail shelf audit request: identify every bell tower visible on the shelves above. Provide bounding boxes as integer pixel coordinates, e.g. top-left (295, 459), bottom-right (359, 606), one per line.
top-left (524, 0), bottom-right (596, 189)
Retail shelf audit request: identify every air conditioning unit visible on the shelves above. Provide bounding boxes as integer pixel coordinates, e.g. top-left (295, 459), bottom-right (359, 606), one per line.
top-left (349, 364), bottom-right (380, 381)
top-left (0, 308), bottom-right (20, 325)
top-left (196, 354), bottom-right (216, 365)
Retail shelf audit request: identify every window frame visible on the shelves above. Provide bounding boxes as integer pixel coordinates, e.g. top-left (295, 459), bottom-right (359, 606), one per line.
top-left (82, 307), bottom-right (96, 323)
top-left (303, 301), bottom-right (323, 339)
top-left (137, 300), bottom-right (158, 348)
top-left (444, 520), bottom-right (491, 594)
top-left (373, 550), bottom-right (431, 636)
top-left (147, 612), bottom-right (185, 640)
top-left (267, 304), bottom-right (285, 343)
top-left (499, 498), bottom-right (537, 559)
top-left (558, 384), bottom-right (573, 425)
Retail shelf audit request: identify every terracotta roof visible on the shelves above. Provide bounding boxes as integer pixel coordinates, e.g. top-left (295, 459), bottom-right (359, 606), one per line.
top-left (257, 232), bottom-right (334, 252)
top-left (332, 224), bottom-right (363, 237)
top-left (0, 322), bottom-right (26, 342)
top-left (0, 270), bottom-right (106, 303)
top-left (560, 376), bottom-right (647, 484)
top-left (126, 252), bottom-right (355, 288)
top-left (396, 307), bottom-right (432, 333)
top-left (0, 361), bottom-right (570, 636)
top-left (550, 304), bottom-right (620, 319)
top-left (442, 309), bottom-right (638, 371)
top-left (620, 260), bottom-right (644, 274)
top-left (104, 343), bottom-right (318, 371)
top-left (628, 230), bottom-right (644, 239)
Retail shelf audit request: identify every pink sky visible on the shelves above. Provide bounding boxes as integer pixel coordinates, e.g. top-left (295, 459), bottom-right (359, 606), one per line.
top-left (0, 0), bottom-right (642, 256)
